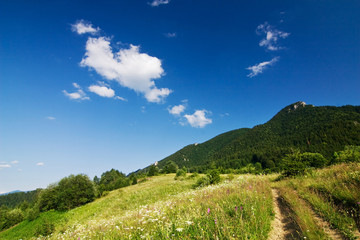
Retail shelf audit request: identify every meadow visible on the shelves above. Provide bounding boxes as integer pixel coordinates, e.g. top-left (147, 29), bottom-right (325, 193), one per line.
top-left (1, 163), bottom-right (360, 239)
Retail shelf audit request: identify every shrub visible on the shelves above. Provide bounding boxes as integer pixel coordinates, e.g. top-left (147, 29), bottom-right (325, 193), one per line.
top-left (26, 206), bottom-right (40, 221)
top-left (174, 168), bottom-right (186, 180)
top-left (193, 176), bottom-right (211, 188)
top-left (281, 151), bottom-right (328, 177)
top-left (35, 220), bottom-right (55, 237)
top-left (334, 145), bottom-right (360, 163)
top-left (207, 169), bottom-right (221, 184)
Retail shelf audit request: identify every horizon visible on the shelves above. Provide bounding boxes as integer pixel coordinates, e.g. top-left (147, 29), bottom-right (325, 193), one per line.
top-left (1, 0), bottom-right (359, 193)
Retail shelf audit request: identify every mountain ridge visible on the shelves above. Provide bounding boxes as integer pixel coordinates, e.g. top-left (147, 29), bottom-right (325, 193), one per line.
top-left (140, 101), bottom-right (360, 173)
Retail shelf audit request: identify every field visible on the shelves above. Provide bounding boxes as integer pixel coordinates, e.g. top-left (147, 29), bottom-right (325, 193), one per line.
top-left (1, 163), bottom-right (360, 239)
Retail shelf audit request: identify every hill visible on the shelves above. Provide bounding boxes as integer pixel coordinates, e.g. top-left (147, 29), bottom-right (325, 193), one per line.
top-left (152, 102), bottom-right (360, 172)
top-left (1, 163), bottom-right (360, 239)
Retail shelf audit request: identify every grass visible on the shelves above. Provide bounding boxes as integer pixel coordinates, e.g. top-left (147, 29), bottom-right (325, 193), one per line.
top-left (2, 163), bottom-right (359, 239)
top-left (0, 174), bottom-right (274, 240)
top-left (273, 163), bottom-right (360, 240)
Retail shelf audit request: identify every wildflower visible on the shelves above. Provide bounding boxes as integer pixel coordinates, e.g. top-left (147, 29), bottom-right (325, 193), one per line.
top-left (240, 206), bottom-right (243, 210)
top-left (357, 202), bottom-right (360, 204)
top-left (235, 206), bottom-right (238, 211)
top-left (207, 208), bottom-right (211, 214)
top-left (176, 228), bottom-right (184, 232)
top-left (185, 220), bottom-right (193, 225)
top-left (214, 218), bottom-right (217, 225)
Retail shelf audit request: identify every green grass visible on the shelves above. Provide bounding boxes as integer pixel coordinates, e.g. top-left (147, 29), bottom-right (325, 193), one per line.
top-left (0, 174), bottom-right (274, 240)
top-left (273, 163), bottom-right (360, 240)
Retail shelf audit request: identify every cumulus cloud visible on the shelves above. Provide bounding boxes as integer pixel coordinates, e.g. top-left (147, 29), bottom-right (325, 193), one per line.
top-left (0, 164), bottom-right (11, 169)
top-left (46, 116), bottom-right (56, 120)
top-left (168, 104), bottom-right (186, 116)
top-left (150, 0), bottom-right (170, 7)
top-left (184, 110), bottom-right (212, 128)
top-left (71, 20), bottom-right (100, 35)
top-left (36, 162), bottom-right (44, 166)
top-left (165, 32), bottom-right (176, 38)
top-left (246, 57), bottom-right (279, 78)
top-left (88, 84), bottom-right (115, 98)
top-left (256, 22), bottom-right (289, 51)
top-left (63, 83), bottom-right (90, 101)
top-left (80, 37), bottom-right (171, 103)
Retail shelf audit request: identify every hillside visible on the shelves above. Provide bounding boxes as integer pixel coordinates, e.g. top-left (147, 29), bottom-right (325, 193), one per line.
top-left (154, 102), bottom-right (360, 172)
top-left (1, 163), bottom-right (360, 239)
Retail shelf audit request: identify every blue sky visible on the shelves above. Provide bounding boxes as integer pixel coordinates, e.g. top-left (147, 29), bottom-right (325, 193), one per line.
top-left (1, 0), bottom-right (359, 193)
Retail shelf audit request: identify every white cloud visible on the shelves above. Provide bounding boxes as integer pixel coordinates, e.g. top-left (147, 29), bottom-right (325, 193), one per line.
top-left (150, 0), bottom-right (170, 7)
top-left (256, 22), bottom-right (289, 51)
top-left (246, 57), bottom-right (279, 78)
top-left (184, 110), bottom-right (212, 128)
top-left (11, 160), bottom-right (19, 164)
top-left (145, 88), bottom-right (172, 103)
top-left (46, 116), bottom-right (56, 120)
top-left (63, 83), bottom-right (90, 101)
top-left (165, 32), bottom-right (176, 38)
top-left (88, 84), bottom-right (115, 98)
top-left (80, 37), bottom-right (171, 103)
top-left (36, 162), bottom-right (44, 166)
top-left (71, 20), bottom-right (100, 35)
top-left (0, 164), bottom-right (11, 169)
top-left (168, 104), bottom-right (186, 116)
top-left (115, 96), bottom-right (127, 101)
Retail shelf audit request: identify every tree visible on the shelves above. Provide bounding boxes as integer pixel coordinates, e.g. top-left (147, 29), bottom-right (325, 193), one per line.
top-left (38, 174), bottom-right (96, 211)
top-left (163, 161), bottom-right (178, 173)
top-left (148, 164), bottom-right (159, 176)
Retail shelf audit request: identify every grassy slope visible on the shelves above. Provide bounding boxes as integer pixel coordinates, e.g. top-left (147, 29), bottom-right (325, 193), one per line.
top-left (273, 163), bottom-right (360, 239)
top-left (0, 175), bottom-right (274, 240)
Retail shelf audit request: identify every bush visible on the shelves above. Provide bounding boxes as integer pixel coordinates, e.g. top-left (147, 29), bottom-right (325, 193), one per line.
top-left (26, 206), bottom-right (40, 221)
top-left (207, 169), bottom-right (221, 184)
top-left (281, 151), bottom-right (328, 177)
top-left (35, 220), bottom-right (55, 237)
top-left (3, 208), bottom-right (24, 229)
top-left (334, 145), bottom-right (360, 163)
top-left (193, 176), bottom-right (211, 188)
top-left (174, 168), bottom-right (187, 180)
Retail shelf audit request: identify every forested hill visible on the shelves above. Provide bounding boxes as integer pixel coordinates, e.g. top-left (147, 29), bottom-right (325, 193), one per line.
top-left (154, 102), bottom-right (360, 172)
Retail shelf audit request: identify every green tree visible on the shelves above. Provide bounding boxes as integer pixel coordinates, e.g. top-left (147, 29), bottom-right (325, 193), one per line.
top-left (147, 164), bottom-right (159, 176)
top-left (163, 161), bottom-right (178, 173)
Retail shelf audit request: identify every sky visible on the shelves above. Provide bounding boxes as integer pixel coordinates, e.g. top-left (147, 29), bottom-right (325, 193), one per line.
top-left (0, 0), bottom-right (359, 193)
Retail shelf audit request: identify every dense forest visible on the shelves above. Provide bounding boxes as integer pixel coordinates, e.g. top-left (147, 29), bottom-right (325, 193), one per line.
top-left (146, 102), bottom-right (360, 172)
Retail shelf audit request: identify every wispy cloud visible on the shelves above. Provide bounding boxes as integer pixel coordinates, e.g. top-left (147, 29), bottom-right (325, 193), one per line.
top-left (184, 110), bottom-right (212, 128)
top-left (46, 116), bottom-right (56, 120)
top-left (80, 37), bottom-right (172, 103)
top-left (71, 20), bottom-right (100, 35)
top-left (246, 57), bottom-right (279, 78)
top-left (63, 83), bottom-right (90, 101)
top-left (11, 160), bottom-right (19, 164)
top-left (164, 32), bottom-right (176, 38)
top-left (168, 104), bottom-right (186, 116)
top-left (149, 0), bottom-right (170, 7)
top-left (256, 22), bottom-right (289, 51)
top-left (36, 162), bottom-right (44, 166)
top-left (115, 96), bottom-right (127, 101)
top-left (0, 164), bottom-right (11, 169)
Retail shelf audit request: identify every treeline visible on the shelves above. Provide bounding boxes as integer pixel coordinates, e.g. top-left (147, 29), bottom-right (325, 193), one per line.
top-left (0, 189), bottom-right (40, 208)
